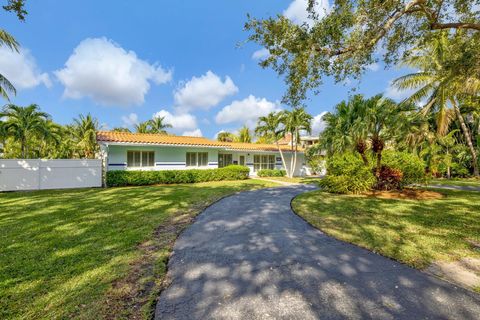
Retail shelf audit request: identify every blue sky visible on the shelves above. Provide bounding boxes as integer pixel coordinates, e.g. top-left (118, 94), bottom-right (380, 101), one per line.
top-left (1, 0), bottom-right (410, 138)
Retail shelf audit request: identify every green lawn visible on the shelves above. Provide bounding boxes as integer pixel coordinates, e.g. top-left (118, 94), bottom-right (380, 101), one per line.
top-left (429, 178), bottom-right (480, 187)
top-left (0, 179), bottom-right (278, 320)
top-left (292, 189), bottom-right (480, 269)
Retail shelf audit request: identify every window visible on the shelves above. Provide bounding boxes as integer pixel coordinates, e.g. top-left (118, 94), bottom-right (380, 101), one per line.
top-left (218, 153), bottom-right (233, 168)
top-left (127, 151), bottom-right (154, 167)
top-left (186, 152), bottom-right (208, 167)
top-left (253, 154), bottom-right (275, 171)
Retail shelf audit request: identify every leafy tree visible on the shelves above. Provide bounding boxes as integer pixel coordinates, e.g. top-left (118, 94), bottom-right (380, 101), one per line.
top-left (235, 126), bottom-right (252, 143)
top-left (393, 32), bottom-right (479, 176)
top-left (255, 111), bottom-right (289, 175)
top-left (1, 0), bottom-right (28, 101)
top-left (112, 127), bottom-right (132, 133)
top-left (1, 104), bottom-right (50, 158)
top-left (72, 114), bottom-right (98, 159)
top-left (245, 0), bottom-right (480, 105)
top-left (217, 131), bottom-right (236, 142)
top-left (134, 121), bottom-right (150, 134)
top-left (281, 107), bottom-right (312, 177)
top-left (148, 116), bottom-right (172, 134)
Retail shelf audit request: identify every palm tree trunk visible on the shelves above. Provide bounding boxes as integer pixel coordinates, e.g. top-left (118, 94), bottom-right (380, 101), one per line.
top-left (289, 132), bottom-right (295, 178)
top-left (275, 140), bottom-right (288, 178)
top-left (21, 137), bottom-right (26, 158)
top-left (453, 104), bottom-right (479, 177)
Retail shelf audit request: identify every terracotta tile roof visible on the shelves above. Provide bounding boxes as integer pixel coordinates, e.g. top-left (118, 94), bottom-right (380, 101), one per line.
top-left (97, 131), bottom-right (303, 152)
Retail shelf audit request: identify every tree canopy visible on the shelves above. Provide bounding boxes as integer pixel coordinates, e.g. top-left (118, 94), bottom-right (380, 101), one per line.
top-left (246, 0), bottom-right (480, 106)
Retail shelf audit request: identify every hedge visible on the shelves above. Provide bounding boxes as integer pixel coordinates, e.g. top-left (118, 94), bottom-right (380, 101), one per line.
top-left (256, 169), bottom-right (286, 177)
top-left (106, 165), bottom-right (250, 187)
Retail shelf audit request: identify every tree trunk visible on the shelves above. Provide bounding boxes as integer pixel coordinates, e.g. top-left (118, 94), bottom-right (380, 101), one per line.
top-left (289, 132), bottom-right (295, 178)
top-left (453, 104), bottom-right (479, 176)
top-left (292, 129), bottom-right (299, 178)
top-left (355, 140), bottom-right (369, 166)
top-left (21, 137), bottom-right (26, 158)
top-left (275, 140), bottom-right (288, 178)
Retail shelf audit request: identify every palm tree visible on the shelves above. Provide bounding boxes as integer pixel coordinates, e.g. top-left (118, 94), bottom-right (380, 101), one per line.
top-left (1, 104), bottom-right (50, 158)
top-left (255, 111), bottom-right (289, 175)
top-left (281, 108), bottom-right (312, 177)
top-left (148, 116), bottom-right (172, 134)
top-left (134, 121), bottom-right (150, 134)
top-left (217, 131), bottom-right (236, 142)
top-left (392, 32), bottom-right (479, 176)
top-left (0, 29), bottom-right (20, 100)
top-left (112, 127), bottom-right (132, 133)
top-left (235, 126), bottom-right (252, 143)
top-left (72, 114), bottom-right (99, 159)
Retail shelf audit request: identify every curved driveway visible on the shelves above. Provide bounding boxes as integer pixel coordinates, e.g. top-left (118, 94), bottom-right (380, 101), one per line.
top-left (156, 186), bottom-right (480, 319)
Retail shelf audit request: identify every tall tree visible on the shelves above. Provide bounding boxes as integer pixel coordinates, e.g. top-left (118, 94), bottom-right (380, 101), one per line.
top-left (112, 127), bottom-right (132, 133)
top-left (217, 131), bottom-right (236, 142)
top-left (1, 0), bottom-right (28, 100)
top-left (281, 108), bottom-right (312, 177)
top-left (393, 32), bottom-right (479, 176)
top-left (255, 111), bottom-right (289, 175)
top-left (148, 116), bottom-right (172, 134)
top-left (235, 126), bottom-right (252, 143)
top-left (245, 0), bottom-right (480, 106)
top-left (134, 121), bottom-right (150, 134)
top-left (1, 104), bottom-right (49, 158)
top-left (72, 114), bottom-right (98, 159)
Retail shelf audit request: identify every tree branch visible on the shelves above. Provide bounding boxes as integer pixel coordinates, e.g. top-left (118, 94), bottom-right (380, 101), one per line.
top-left (431, 22), bottom-right (480, 31)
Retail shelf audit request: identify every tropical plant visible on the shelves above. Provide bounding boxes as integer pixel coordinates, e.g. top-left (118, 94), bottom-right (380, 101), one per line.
top-left (72, 114), bottom-right (98, 159)
top-left (217, 131), bottom-right (236, 142)
top-left (235, 126), bottom-right (252, 143)
top-left (148, 116), bottom-right (172, 134)
top-left (134, 121), bottom-right (150, 134)
top-left (255, 111), bottom-right (289, 176)
top-left (112, 127), bottom-right (132, 133)
top-left (1, 104), bottom-right (50, 158)
top-left (281, 107), bottom-right (312, 177)
top-left (393, 32), bottom-right (479, 176)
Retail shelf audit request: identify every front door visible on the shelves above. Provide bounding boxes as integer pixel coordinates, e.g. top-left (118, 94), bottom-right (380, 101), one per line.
top-left (218, 153), bottom-right (233, 168)
top-left (239, 155), bottom-right (245, 166)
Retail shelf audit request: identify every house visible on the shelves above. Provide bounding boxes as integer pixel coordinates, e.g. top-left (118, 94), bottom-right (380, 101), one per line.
top-left (97, 131), bottom-right (306, 176)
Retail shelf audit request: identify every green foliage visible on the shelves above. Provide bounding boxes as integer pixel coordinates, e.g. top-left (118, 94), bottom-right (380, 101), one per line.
top-left (382, 151), bottom-right (426, 185)
top-left (325, 152), bottom-right (365, 176)
top-left (319, 167), bottom-right (376, 194)
top-left (106, 165), bottom-right (250, 187)
top-left (375, 166), bottom-right (403, 191)
top-left (246, 0), bottom-right (480, 106)
top-left (256, 169), bottom-right (286, 177)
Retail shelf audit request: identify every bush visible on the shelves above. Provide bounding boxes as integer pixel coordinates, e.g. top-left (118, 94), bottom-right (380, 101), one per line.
top-left (382, 151), bottom-right (425, 185)
top-left (319, 166), bottom-right (376, 194)
top-left (256, 169), bottom-right (286, 177)
top-left (375, 165), bottom-right (403, 190)
top-left (106, 165), bottom-right (250, 187)
top-left (326, 152), bottom-right (366, 176)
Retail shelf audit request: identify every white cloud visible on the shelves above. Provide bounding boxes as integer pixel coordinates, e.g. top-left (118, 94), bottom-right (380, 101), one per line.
top-left (366, 62), bottom-right (380, 72)
top-left (215, 95), bottom-right (281, 127)
top-left (252, 48), bottom-right (270, 60)
top-left (121, 113), bottom-right (139, 127)
top-left (173, 71), bottom-right (238, 111)
top-left (384, 81), bottom-right (415, 101)
top-left (284, 0), bottom-right (330, 26)
top-left (182, 129), bottom-right (203, 137)
top-left (311, 111), bottom-right (328, 135)
top-left (152, 109), bottom-right (197, 131)
top-left (0, 47), bottom-right (51, 89)
top-left (55, 37), bottom-right (172, 106)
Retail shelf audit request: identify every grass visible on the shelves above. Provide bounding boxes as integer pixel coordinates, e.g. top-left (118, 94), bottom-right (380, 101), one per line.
top-left (257, 176), bottom-right (321, 184)
top-left (292, 188), bottom-right (480, 269)
top-left (428, 177), bottom-right (480, 187)
top-left (0, 179), bottom-right (278, 320)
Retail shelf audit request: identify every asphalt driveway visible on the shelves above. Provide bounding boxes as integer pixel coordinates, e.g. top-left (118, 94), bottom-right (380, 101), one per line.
top-left (155, 185), bottom-right (480, 319)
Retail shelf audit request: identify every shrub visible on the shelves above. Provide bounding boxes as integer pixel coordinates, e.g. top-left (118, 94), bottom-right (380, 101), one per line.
top-left (256, 169), bottom-right (286, 177)
top-left (326, 152), bottom-right (365, 176)
top-left (375, 165), bottom-right (403, 190)
top-left (106, 165), bottom-right (250, 187)
top-left (382, 151), bottom-right (425, 185)
top-left (319, 166), bottom-right (376, 194)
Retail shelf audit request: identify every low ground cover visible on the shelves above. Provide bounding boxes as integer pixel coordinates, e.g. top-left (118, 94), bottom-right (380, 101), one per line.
top-left (292, 189), bottom-right (480, 273)
top-left (0, 179), bottom-right (277, 319)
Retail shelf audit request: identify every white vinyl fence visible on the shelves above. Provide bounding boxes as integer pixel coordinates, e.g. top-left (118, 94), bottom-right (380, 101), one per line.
top-left (0, 159), bottom-right (102, 191)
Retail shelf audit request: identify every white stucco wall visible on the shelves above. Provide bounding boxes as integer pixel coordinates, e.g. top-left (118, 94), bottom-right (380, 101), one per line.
top-left (103, 144), bottom-right (306, 176)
